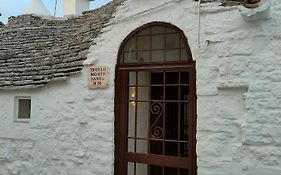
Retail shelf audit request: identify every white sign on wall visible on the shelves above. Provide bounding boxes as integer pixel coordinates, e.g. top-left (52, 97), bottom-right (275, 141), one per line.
top-left (88, 65), bottom-right (109, 89)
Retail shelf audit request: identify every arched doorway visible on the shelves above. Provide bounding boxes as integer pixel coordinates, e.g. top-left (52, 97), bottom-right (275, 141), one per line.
top-left (115, 22), bottom-right (197, 175)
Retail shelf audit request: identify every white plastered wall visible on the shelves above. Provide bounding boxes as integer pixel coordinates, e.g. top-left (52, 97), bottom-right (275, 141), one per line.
top-left (63, 0), bottom-right (89, 17)
top-left (196, 0), bottom-right (281, 174)
top-left (1, 0), bottom-right (281, 174)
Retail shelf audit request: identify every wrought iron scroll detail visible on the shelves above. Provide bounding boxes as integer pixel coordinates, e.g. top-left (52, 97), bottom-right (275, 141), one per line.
top-left (150, 102), bottom-right (164, 139)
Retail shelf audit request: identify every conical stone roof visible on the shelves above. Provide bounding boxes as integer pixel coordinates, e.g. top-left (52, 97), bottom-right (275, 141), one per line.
top-left (22, 0), bottom-right (51, 16)
top-left (0, 0), bottom-right (125, 89)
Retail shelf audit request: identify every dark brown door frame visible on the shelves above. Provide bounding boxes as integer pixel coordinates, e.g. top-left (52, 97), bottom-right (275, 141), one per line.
top-left (114, 22), bottom-right (197, 175)
top-left (115, 68), bottom-right (129, 175)
top-left (114, 64), bottom-right (197, 175)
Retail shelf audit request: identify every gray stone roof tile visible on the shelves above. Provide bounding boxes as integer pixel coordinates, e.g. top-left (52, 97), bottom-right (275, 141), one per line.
top-left (0, 0), bottom-right (124, 89)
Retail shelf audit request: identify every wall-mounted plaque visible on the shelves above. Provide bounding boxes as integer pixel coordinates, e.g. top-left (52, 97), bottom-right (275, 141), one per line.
top-left (88, 65), bottom-right (109, 89)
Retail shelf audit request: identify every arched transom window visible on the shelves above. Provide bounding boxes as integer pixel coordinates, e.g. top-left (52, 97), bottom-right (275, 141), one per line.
top-left (119, 23), bottom-right (192, 65)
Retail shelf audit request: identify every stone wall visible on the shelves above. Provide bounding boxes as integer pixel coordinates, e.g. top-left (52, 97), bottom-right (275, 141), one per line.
top-left (0, 72), bottom-right (117, 174)
top-left (197, 0), bottom-right (281, 174)
top-left (0, 0), bottom-right (281, 174)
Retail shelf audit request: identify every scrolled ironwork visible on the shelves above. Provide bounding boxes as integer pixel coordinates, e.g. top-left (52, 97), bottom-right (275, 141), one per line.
top-left (150, 102), bottom-right (164, 139)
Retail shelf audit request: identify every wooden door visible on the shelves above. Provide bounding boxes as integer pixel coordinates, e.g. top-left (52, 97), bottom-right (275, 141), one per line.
top-left (115, 22), bottom-right (197, 175)
top-left (115, 66), bottom-right (196, 175)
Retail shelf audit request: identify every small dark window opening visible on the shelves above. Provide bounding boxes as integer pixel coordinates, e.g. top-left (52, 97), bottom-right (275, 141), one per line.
top-left (17, 98), bottom-right (31, 119)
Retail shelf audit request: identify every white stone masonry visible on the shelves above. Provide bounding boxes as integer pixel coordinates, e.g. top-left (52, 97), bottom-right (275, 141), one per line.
top-left (1, 0), bottom-right (281, 174)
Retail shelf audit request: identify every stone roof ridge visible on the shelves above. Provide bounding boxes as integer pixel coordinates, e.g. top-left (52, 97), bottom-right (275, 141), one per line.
top-left (0, 0), bottom-right (126, 90)
top-left (201, 0), bottom-right (244, 6)
top-left (4, 15), bottom-right (56, 28)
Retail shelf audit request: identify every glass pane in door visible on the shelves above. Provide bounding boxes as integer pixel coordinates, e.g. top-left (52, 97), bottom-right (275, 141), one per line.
top-left (127, 162), bottom-right (189, 175)
top-left (127, 71), bottom-right (190, 155)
